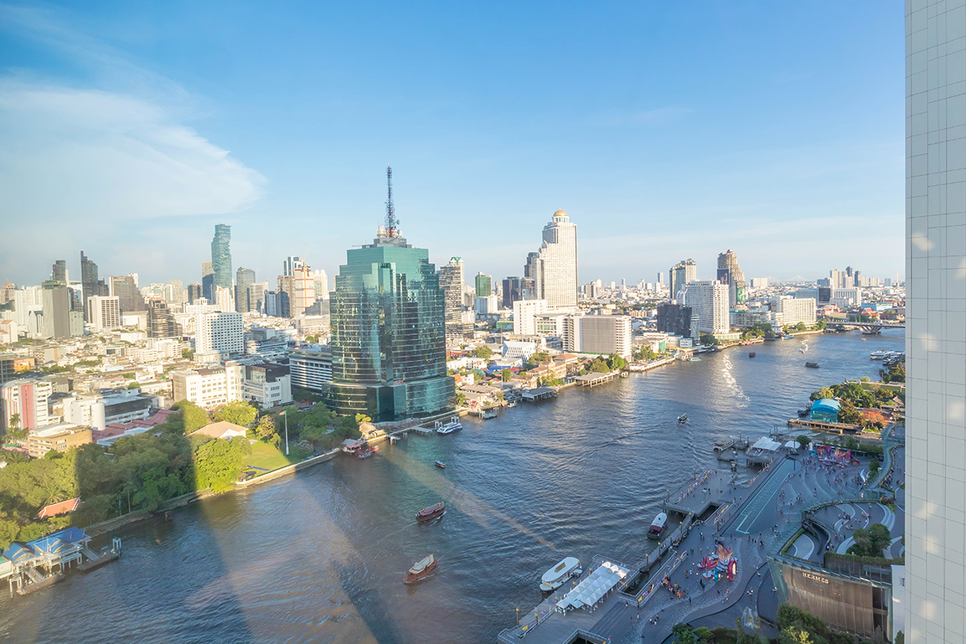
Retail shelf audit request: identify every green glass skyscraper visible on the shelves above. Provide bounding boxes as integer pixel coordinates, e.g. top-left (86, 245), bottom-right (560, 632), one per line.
top-left (211, 224), bottom-right (232, 291)
top-left (327, 193), bottom-right (454, 421)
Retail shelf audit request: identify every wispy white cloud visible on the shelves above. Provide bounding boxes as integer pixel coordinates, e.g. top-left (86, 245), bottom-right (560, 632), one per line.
top-left (0, 81), bottom-right (264, 222)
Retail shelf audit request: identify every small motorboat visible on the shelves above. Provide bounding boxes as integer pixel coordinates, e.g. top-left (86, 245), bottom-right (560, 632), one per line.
top-left (357, 445), bottom-right (377, 459)
top-left (434, 461), bottom-right (446, 469)
top-left (805, 362), bottom-right (820, 369)
top-left (748, 352), bottom-right (756, 358)
top-left (647, 512), bottom-right (668, 540)
top-left (539, 557), bottom-right (581, 592)
top-left (416, 502), bottom-right (445, 522)
top-left (678, 414), bottom-right (688, 424)
top-left (403, 554), bottom-right (438, 584)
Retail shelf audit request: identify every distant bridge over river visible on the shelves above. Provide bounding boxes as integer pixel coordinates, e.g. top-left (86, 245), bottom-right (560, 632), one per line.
top-left (823, 320), bottom-right (905, 335)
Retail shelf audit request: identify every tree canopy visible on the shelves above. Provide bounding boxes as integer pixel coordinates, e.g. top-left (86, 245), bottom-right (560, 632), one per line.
top-left (211, 400), bottom-right (258, 427)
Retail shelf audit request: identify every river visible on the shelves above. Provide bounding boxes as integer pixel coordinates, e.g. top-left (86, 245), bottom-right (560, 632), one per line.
top-left (0, 329), bottom-right (904, 644)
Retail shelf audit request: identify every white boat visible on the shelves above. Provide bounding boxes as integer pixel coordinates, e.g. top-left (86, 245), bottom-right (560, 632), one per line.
top-left (647, 512), bottom-right (668, 540)
top-left (539, 556), bottom-right (581, 592)
top-left (436, 416), bottom-right (463, 435)
top-left (870, 350), bottom-right (889, 360)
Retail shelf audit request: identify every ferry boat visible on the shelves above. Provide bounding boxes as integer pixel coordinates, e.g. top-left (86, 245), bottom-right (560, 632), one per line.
top-left (870, 350), bottom-right (889, 360)
top-left (481, 408), bottom-right (498, 419)
top-left (713, 437), bottom-right (735, 451)
top-left (781, 334), bottom-right (794, 340)
top-left (416, 502), bottom-right (445, 522)
top-left (539, 557), bottom-right (581, 592)
top-left (403, 554), bottom-right (438, 584)
top-left (434, 460), bottom-right (446, 469)
top-left (436, 417), bottom-right (463, 435)
top-left (647, 512), bottom-right (668, 540)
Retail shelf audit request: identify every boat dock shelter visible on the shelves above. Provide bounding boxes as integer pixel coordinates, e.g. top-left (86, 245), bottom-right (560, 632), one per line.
top-left (521, 387), bottom-right (558, 402)
top-left (4, 528), bottom-right (121, 596)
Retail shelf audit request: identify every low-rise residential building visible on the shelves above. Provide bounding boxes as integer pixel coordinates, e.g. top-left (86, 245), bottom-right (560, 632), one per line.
top-left (27, 423), bottom-right (92, 458)
top-left (61, 389), bottom-right (160, 431)
top-left (242, 363), bottom-right (292, 407)
top-left (170, 362), bottom-right (243, 409)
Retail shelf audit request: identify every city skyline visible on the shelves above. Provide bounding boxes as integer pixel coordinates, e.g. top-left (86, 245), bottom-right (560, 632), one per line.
top-left (0, 3), bottom-right (903, 287)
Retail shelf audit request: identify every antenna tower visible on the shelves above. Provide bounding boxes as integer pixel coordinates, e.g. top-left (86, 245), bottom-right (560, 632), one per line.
top-left (385, 165), bottom-right (398, 237)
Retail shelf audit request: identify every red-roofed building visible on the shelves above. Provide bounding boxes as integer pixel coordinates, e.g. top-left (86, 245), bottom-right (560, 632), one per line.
top-left (37, 497), bottom-right (83, 519)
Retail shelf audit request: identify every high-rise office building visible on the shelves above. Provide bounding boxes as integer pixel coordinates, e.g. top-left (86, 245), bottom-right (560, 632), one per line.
top-left (51, 260), bottom-right (66, 283)
top-left (110, 275), bottom-right (145, 313)
top-left (0, 281), bottom-right (14, 304)
top-left (277, 257), bottom-right (314, 317)
top-left (1, 379), bottom-right (52, 431)
top-left (683, 281), bottom-right (729, 335)
top-left (187, 283), bottom-right (203, 304)
top-left (669, 259), bottom-right (697, 302)
top-left (147, 298), bottom-right (179, 338)
top-left (528, 210), bottom-right (578, 309)
top-left (475, 272), bottom-right (492, 297)
top-left (168, 279), bottom-right (183, 306)
top-left (327, 210), bottom-right (453, 421)
top-left (89, 295), bottom-right (121, 332)
top-left (248, 281), bottom-right (268, 314)
top-left (235, 267), bottom-right (255, 313)
top-left (439, 257), bottom-right (465, 340)
top-left (312, 269), bottom-right (329, 301)
top-left (202, 260), bottom-right (215, 302)
top-left (502, 276), bottom-right (523, 309)
top-left (716, 249), bottom-right (746, 308)
top-left (42, 279), bottom-right (72, 339)
top-left (80, 251), bottom-right (98, 323)
top-left (905, 5), bottom-right (964, 642)
top-left (211, 224), bottom-right (232, 291)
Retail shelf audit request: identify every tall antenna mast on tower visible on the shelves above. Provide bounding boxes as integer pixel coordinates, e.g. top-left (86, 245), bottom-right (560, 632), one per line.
top-left (385, 165), bottom-right (398, 237)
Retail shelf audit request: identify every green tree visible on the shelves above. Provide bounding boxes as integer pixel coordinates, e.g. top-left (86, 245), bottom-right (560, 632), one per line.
top-left (850, 523), bottom-right (891, 557)
top-left (700, 333), bottom-right (719, 346)
top-left (869, 458), bottom-right (880, 478)
top-left (474, 345), bottom-right (493, 360)
top-left (182, 348), bottom-right (194, 360)
top-left (455, 392), bottom-right (467, 407)
top-left (255, 415), bottom-right (277, 441)
top-left (0, 517), bottom-right (19, 550)
top-left (672, 623), bottom-right (695, 644)
top-left (838, 399), bottom-right (861, 425)
top-left (502, 368), bottom-right (511, 382)
top-left (192, 435), bottom-right (252, 493)
top-left (127, 381), bottom-right (141, 389)
top-left (173, 400), bottom-right (209, 433)
top-left (8, 412), bottom-right (20, 430)
top-left (212, 400), bottom-right (258, 427)
top-left (796, 435), bottom-right (811, 449)
top-left (779, 625), bottom-right (814, 644)
top-left (810, 386), bottom-right (835, 401)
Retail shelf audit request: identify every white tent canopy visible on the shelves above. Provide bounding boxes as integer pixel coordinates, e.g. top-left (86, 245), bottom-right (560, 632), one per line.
top-left (556, 561), bottom-right (629, 611)
top-left (751, 437), bottom-right (782, 452)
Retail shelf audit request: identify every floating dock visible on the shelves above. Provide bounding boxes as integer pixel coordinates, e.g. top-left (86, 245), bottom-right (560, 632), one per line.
top-left (521, 387), bottom-right (558, 402)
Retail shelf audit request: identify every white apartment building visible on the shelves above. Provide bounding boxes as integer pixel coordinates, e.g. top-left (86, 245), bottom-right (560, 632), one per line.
top-left (195, 311), bottom-right (244, 358)
top-left (1, 378), bottom-right (52, 430)
top-left (683, 281), bottom-right (730, 334)
top-left (171, 362), bottom-right (243, 409)
top-left (89, 295), bottom-right (121, 332)
top-left (61, 389), bottom-right (159, 431)
top-left (512, 299), bottom-right (548, 335)
top-left (566, 314), bottom-right (632, 358)
top-left (905, 4), bottom-right (965, 642)
top-left (289, 348), bottom-right (332, 393)
top-left (473, 295), bottom-right (499, 316)
top-left (770, 296), bottom-right (817, 327)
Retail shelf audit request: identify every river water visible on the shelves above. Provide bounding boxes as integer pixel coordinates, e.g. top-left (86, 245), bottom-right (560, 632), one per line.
top-left (0, 330), bottom-right (904, 644)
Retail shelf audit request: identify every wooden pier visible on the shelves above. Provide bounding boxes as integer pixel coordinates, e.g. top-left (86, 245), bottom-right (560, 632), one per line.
top-left (573, 372), bottom-right (620, 387)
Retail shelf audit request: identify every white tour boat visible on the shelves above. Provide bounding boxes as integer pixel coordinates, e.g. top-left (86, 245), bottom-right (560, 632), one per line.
top-left (436, 417), bottom-right (463, 435)
top-left (539, 557), bottom-right (581, 592)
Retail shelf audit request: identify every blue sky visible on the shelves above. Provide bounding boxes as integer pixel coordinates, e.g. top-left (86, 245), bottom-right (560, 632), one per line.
top-left (0, 1), bottom-right (904, 289)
